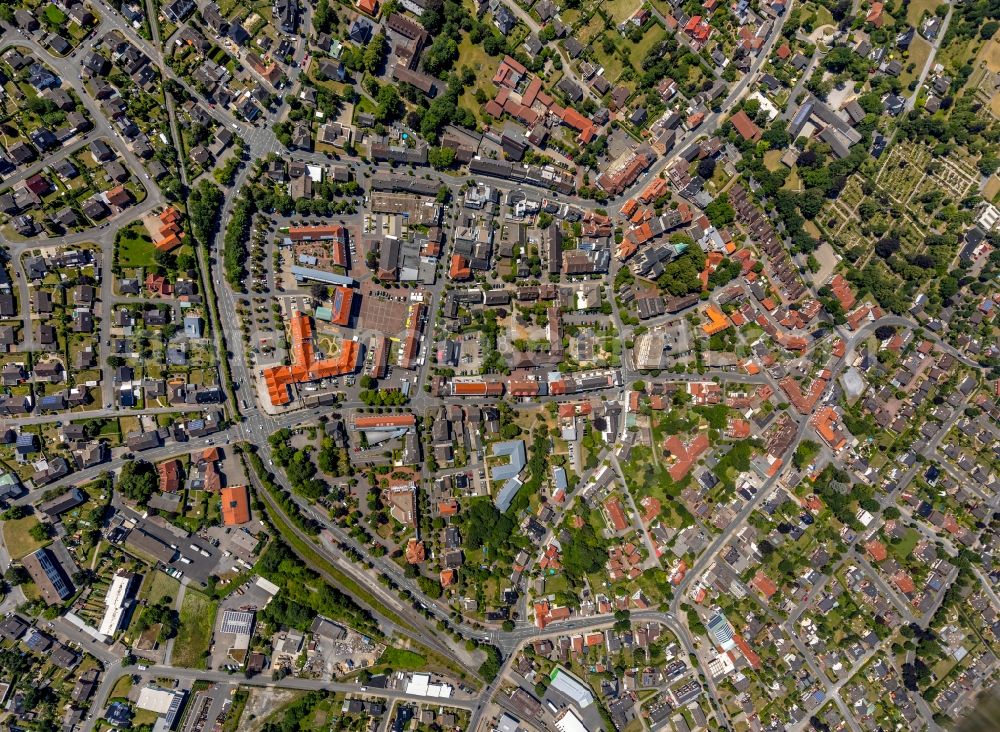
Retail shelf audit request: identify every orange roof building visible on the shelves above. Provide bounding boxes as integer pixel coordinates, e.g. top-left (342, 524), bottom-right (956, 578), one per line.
top-left (638, 177), bottom-right (668, 204)
top-left (440, 569), bottom-right (456, 587)
top-left (262, 311), bottom-right (359, 406)
top-left (405, 538), bottom-right (426, 564)
top-left (158, 459), bottom-right (182, 493)
top-left (866, 1), bottom-right (884, 26)
top-left (603, 498), bottom-right (629, 532)
top-left (893, 571), bottom-right (915, 595)
top-left (287, 225), bottom-right (347, 242)
top-left (221, 485), bottom-right (250, 525)
top-left (702, 305), bottom-right (731, 335)
top-left (865, 540), bottom-right (888, 562)
top-left (154, 207), bottom-right (185, 252)
top-left (451, 381), bottom-right (505, 396)
top-left (752, 571), bottom-right (778, 599)
top-left (727, 418), bottom-right (751, 439)
top-left (449, 254), bottom-right (472, 280)
top-left (353, 414), bottom-right (416, 429)
top-left (559, 107), bottom-right (597, 143)
top-left (357, 0), bottom-right (378, 15)
top-left (663, 433), bottom-right (710, 481)
top-left (812, 407), bottom-right (847, 450)
top-left (730, 110), bottom-right (762, 142)
top-left (329, 286), bottom-right (354, 326)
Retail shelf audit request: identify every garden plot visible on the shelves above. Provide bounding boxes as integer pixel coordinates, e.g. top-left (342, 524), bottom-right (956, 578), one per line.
top-left (928, 156), bottom-right (979, 200)
top-left (875, 143), bottom-right (931, 206)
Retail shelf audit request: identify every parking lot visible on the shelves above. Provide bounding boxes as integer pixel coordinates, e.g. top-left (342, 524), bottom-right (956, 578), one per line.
top-left (358, 283), bottom-right (410, 335)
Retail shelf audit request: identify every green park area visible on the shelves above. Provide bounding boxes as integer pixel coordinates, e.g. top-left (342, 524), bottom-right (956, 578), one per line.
top-left (173, 589), bottom-right (218, 668)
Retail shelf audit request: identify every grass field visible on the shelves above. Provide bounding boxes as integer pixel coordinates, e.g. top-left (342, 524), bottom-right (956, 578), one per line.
top-left (2, 516), bottom-right (48, 560)
top-left (763, 149), bottom-right (784, 171)
top-left (902, 37), bottom-right (933, 88)
top-left (983, 175), bottom-right (1000, 202)
top-left (890, 528), bottom-right (921, 561)
top-left (173, 589), bottom-right (218, 668)
top-left (980, 29), bottom-right (1000, 73)
top-left (592, 36), bottom-right (626, 82)
top-left (44, 4), bottom-right (67, 24)
top-left (109, 674), bottom-right (134, 701)
top-left (141, 571), bottom-right (180, 607)
top-left (376, 647), bottom-right (427, 670)
top-left (457, 34), bottom-right (497, 125)
top-left (907, 0), bottom-right (939, 27)
top-left (630, 22), bottom-right (667, 67)
top-left (605, 0), bottom-right (641, 23)
top-left (117, 229), bottom-right (157, 268)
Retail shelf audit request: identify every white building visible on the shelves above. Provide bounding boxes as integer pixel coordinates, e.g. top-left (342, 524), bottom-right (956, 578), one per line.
top-left (137, 686), bottom-right (187, 729)
top-left (405, 673), bottom-right (453, 698)
top-left (98, 571), bottom-right (138, 638)
top-left (548, 668), bottom-right (594, 708)
top-left (554, 709), bottom-right (590, 732)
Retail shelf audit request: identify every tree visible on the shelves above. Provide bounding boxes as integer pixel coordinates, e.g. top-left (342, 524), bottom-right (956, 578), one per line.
top-left (374, 85), bottom-right (403, 124)
top-left (188, 180), bottom-right (224, 246)
top-left (29, 523), bottom-right (51, 542)
top-left (423, 36), bottom-right (459, 75)
top-left (364, 33), bottom-right (388, 73)
top-left (428, 146), bottom-right (456, 170)
top-left (874, 325), bottom-right (896, 340)
top-left (313, 0), bottom-right (335, 33)
top-left (704, 199), bottom-right (735, 227)
top-left (696, 157), bottom-right (716, 180)
top-left (118, 460), bottom-right (158, 506)
top-left (4, 566), bottom-right (29, 586)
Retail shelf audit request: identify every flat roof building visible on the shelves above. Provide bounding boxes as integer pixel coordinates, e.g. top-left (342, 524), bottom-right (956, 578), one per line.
top-left (98, 570), bottom-right (139, 637)
top-left (549, 667), bottom-right (594, 708)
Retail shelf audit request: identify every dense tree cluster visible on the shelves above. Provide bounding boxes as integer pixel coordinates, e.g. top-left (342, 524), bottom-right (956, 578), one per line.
top-left (245, 451), bottom-right (319, 535)
top-left (656, 237), bottom-right (706, 296)
top-left (188, 180), bottom-right (224, 247)
top-left (269, 429), bottom-right (328, 501)
top-left (258, 541), bottom-right (377, 634)
top-left (223, 190), bottom-right (255, 290)
top-left (562, 518), bottom-right (606, 577)
top-left (462, 499), bottom-right (514, 555)
top-left (118, 460), bottom-right (158, 506)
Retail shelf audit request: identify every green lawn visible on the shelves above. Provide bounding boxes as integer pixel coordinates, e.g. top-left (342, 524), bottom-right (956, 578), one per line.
top-left (173, 589), bottom-right (218, 668)
top-left (592, 36), bottom-right (627, 83)
top-left (890, 528), bottom-right (920, 561)
top-left (630, 23), bottom-right (668, 68)
top-left (141, 570), bottom-right (180, 607)
top-left (117, 229), bottom-right (157, 268)
top-left (907, 0), bottom-right (940, 26)
top-left (376, 647), bottom-right (426, 670)
top-left (813, 4), bottom-right (834, 28)
top-left (44, 4), bottom-right (68, 24)
top-left (605, 0), bottom-right (640, 23)
top-left (902, 36), bottom-right (933, 88)
top-left (456, 34), bottom-right (497, 125)
top-left (2, 516), bottom-right (48, 560)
